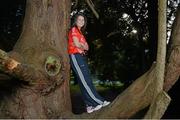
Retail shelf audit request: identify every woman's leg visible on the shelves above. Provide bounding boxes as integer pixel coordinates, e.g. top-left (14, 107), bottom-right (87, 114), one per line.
top-left (70, 55), bottom-right (99, 107)
top-left (70, 54), bottom-right (105, 106)
top-left (81, 56), bottom-right (106, 102)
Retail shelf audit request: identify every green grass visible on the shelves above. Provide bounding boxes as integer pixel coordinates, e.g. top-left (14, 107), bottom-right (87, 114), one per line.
top-left (70, 84), bottom-right (110, 94)
top-left (70, 84), bottom-right (123, 94)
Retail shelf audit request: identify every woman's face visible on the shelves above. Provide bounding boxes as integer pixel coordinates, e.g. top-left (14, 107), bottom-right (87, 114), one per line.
top-left (76, 15), bottom-right (85, 28)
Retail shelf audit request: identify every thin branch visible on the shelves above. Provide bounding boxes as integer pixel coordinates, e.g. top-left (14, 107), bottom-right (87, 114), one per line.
top-left (72, 0), bottom-right (78, 9)
top-left (89, 0), bottom-right (95, 7)
top-left (155, 0), bottom-right (167, 92)
top-left (107, 31), bottom-right (121, 38)
top-left (85, 0), bottom-right (99, 19)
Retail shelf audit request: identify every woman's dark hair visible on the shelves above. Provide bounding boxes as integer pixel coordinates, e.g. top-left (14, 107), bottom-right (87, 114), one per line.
top-left (72, 13), bottom-right (87, 34)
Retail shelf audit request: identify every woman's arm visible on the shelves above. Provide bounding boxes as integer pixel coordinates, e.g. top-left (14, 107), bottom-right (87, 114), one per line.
top-left (81, 42), bottom-right (89, 51)
top-left (72, 36), bottom-right (87, 50)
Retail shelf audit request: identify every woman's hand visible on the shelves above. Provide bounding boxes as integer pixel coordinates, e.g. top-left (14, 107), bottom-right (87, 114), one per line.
top-left (81, 42), bottom-right (89, 51)
top-left (82, 50), bottom-right (88, 55)
top-left (72, 36), bottom-right (89, 51)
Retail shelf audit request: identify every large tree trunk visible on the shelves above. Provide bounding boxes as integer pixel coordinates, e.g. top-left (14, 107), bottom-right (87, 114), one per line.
top-left (0, 0), bottom-right (72, 118)
top-left (0, 0), bottom-right (180, 119)
top-left (164, 6), bottom-right (180, 91)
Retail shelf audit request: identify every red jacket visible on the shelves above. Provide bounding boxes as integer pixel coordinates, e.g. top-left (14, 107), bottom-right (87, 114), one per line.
top-left (68, 27), bottom-right (89, 54)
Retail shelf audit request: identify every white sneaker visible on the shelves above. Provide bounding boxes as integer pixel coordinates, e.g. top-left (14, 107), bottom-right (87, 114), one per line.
top-left (102, 101), bottom-right (110, 107)
top-left (86, 106), bottom-right (94, 113)
top-left (93, 104), bottom-right (102, 111)
top-left (86, 104), bottom-right (102, 113)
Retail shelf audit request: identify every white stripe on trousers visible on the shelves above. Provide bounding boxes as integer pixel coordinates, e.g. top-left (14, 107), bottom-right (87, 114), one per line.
top-left (71, 54), bottom-right (103, 105)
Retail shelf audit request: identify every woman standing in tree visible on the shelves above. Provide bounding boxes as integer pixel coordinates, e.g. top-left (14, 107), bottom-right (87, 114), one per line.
top-left (68, 13), bottom-right (110, 113)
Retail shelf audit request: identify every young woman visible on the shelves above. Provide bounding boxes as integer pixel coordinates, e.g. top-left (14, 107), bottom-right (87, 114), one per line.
top-left (68, 13), bottom-right (110, 113)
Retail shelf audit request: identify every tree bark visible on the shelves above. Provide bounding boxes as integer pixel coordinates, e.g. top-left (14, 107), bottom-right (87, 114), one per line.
top-left (144, 91), bottom-right (171, 119)
top-left (0, 0), bottom-right (72, 118)
top-left (155, 0), bottom-right (167, 93)
top-left (164, 6), bottom-right (180, 91)
top-left (144, 0), bottom-right (169, 118)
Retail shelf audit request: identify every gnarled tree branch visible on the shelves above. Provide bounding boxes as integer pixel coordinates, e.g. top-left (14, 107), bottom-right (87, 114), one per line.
top-left (0, 49), bottom-right (47, 87)
top-left (72, 0), bottom-right (78, 9)
top-left (64, 64), bottom-right (159, 119)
